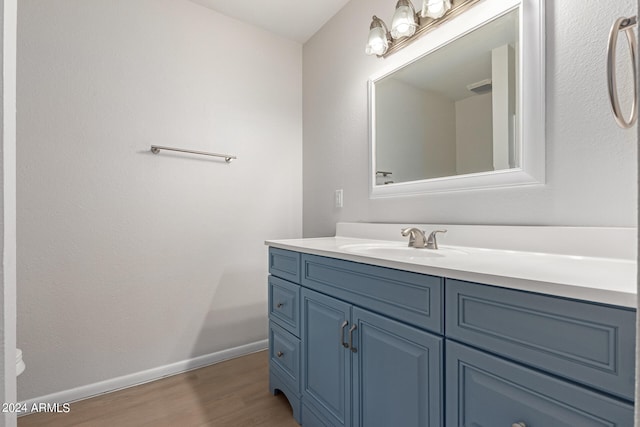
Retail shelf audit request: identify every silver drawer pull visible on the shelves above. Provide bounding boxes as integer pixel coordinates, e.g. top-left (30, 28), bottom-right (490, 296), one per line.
top-left (340, 320), bottom-right (349, 348)
top-left (276, 351), bottom-right (284, 358)
top-left (511, 422), bottom-right (526, 427)
top-left (276, 302), bottom-right (284, 308)
top-left (348, 324), bottom-right (358, 353)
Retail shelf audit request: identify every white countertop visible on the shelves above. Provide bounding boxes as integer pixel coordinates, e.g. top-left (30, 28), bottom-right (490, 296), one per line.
top-left (266, 223), bottom-right (637, 308)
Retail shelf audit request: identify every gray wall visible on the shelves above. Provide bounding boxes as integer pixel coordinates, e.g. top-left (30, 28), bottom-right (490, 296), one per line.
top-left (17, 0), bottom-right (302, 400)
top-left (303, 0), bottom-right (638, 237)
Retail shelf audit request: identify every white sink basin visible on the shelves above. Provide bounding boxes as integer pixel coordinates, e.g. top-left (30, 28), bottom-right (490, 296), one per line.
top-left (339, 242), bottom-right (466, 259)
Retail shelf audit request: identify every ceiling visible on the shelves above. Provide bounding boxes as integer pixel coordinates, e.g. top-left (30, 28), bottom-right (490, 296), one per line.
top-left (189, 0), bottom-right (351, 43)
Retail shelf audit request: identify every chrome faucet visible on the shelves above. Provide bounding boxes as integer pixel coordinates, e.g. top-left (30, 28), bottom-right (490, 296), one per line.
top-left (401, 228), bottom-right (447, 249)
top-left (401, 227), bottom-right (427, 248)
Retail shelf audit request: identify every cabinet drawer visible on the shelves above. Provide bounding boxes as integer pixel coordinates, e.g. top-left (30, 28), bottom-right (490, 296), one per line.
top-left (269, 276), bottom-right (300, 337)
top-left (445, 279), bottom-right (636, 400)
top-left (269, 247), bottom-right (301, 283)
top-left (269, 322), bottom-right (300, 393)
top-left (446, 341), bottom-right (634, 427)
top-left (302, 254), bottom-right (443, 333)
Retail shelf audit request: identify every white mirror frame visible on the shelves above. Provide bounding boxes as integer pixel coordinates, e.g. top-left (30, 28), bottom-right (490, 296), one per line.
top-left (369, 0), bottom-right (545, 198)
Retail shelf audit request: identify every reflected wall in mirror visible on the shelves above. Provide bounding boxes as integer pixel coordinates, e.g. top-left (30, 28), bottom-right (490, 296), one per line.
top-left (376, 9), bottom-right (518, 185)
top-left (369, 0), bottom-right (545, 197)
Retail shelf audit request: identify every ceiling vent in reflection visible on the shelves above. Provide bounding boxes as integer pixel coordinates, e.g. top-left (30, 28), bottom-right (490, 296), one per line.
top-left (466, 78), bottom-right (492, 94)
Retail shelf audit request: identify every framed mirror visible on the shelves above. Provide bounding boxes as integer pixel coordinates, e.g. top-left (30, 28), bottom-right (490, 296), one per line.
top-left (369, 0), bottom-right (544, 197)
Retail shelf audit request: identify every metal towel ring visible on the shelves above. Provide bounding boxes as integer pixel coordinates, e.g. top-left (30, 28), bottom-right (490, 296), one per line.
top-left (607, 16), bottom-right (638, 129)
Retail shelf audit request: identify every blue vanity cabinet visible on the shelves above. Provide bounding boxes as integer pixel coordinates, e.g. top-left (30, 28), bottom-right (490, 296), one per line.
top-left (351, 307), bottom-right (442, 427)
top-left (298, 252), bottom-right (444, 426)
top-left (445, 279), bottom-right (636, 400)
top-left (268, 247), bottom-right (636, 427)
top-left (445, 279), bottom-right (635, 426)
top-left (301, 253), bottom-right (442, 334)
top-left (446, 341), bottom-right (634, 427)
top-left (301, 288), bottom-right (443, 427)
top-left (269, 247), bottom-right (301, 284)
top-left (268, 248), bottom-right (303, 423)
top-left (300, 288), bottom-right (352, 427)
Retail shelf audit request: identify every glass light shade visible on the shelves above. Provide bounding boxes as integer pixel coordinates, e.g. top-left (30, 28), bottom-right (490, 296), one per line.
top-left (365, 17), bottom-right (389, 56)
top-left (421, 0), bottom-right (452, 19)
top-left (390, 2), bottom-right (417, 39)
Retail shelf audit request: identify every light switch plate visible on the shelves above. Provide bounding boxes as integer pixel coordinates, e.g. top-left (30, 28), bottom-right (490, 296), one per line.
top-left (335, 189), bottom-right (343, 208)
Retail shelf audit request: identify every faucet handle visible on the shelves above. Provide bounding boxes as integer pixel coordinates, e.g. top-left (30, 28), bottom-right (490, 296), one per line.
top-left (426, 229), bottom-right (447, 249)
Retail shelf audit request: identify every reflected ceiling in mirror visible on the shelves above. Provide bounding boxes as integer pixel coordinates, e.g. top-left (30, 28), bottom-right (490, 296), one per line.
top-left (369, 1), bottom-right (545, 197)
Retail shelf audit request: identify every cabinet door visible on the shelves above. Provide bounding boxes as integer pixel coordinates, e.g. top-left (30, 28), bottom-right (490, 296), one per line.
top-left (446, 341), bottom-right (634, 427)
top-left (301, 288), bottom-right (352, 427)
top-left (352, 307), bottom-right (443, 427)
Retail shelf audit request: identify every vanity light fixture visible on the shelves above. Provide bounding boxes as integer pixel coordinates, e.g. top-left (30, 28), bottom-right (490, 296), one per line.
top-left (365, 0), bottom-right (479, 58)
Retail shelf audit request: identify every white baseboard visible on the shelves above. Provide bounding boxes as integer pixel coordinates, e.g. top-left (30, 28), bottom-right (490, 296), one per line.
top-left (18, 339), bottom-right (268, 415)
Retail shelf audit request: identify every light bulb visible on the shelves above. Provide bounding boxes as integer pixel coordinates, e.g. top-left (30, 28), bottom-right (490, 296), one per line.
top-left (390, 1), bottom-right (417, 39)
top-left (365, 16), bottom-right (389, 56)
top-left (421, 0), bottom-right (452, 19)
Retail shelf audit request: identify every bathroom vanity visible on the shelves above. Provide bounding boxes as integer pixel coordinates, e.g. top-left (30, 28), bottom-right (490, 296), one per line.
top-left (266, 223), bottom-right (636, 427)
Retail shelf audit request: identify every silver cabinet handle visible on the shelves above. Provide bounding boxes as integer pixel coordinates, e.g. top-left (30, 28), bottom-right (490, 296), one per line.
top-left (276, 351), bottom-right (284, 358)
top-left (348, 324), bottom-right (358, 353)
top-left (511, 423), bottom-right (526, 427)
top-left (607, 16), bottom-right (638, 128)
top-left (340, 320), bottom-right (349, 348)
top-left (276, 302), bottom-right (284, 308)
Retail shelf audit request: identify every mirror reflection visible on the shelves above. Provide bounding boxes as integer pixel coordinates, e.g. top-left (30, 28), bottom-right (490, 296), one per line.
top-left (374, 9), bottom-right (519, 186)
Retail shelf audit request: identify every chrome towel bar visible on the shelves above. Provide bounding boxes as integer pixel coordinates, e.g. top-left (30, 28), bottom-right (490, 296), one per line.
top-left (607, 16), bottom-right (637, 129)
top-left (150, 145), bottom-right (236, 163)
